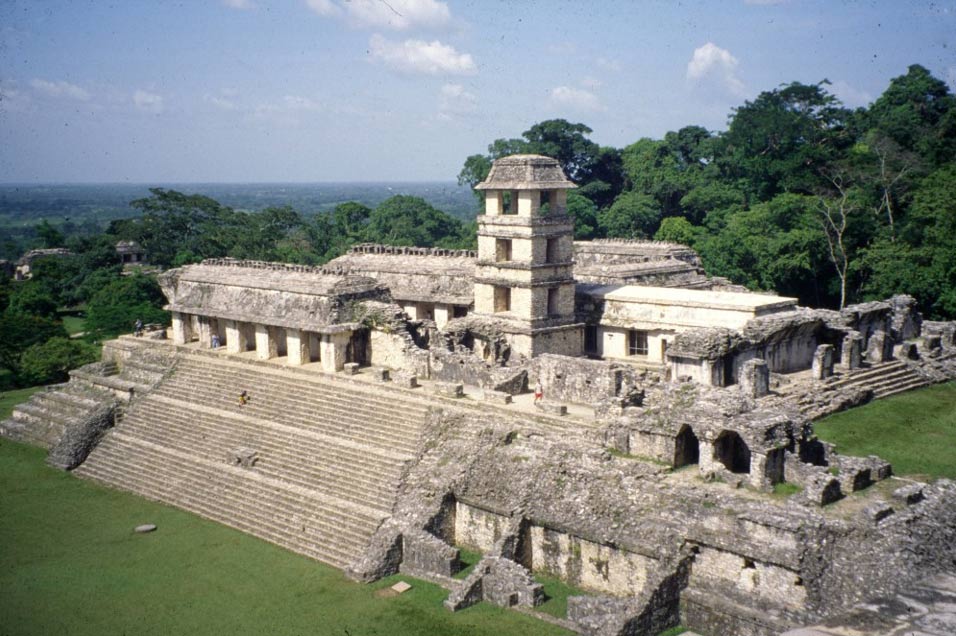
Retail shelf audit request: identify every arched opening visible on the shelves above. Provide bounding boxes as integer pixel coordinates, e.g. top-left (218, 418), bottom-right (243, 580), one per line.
top-left (714, 431), bottom-right (751, 474)
top-left (674, 425), bottom-right (700, 468)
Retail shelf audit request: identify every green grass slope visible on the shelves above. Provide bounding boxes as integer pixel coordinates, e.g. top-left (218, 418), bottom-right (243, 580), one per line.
top-left (814, 382), bottom-right (956, 480)
top-left (0, 440), bottom-right (571, 636)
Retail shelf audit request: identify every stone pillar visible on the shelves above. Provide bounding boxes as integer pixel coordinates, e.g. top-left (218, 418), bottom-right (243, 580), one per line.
top-left (171, 312), bottom-right (190, 345)
top-left (197, 316), bottom-right (212, 349)
top-left (434, 305), bottom-right (451, 330)
top-left (286, 329), bottom-right (310, 366)
top-left (812, 344), bottom-right (835, 380)
top-left (841, 331), bottom-right (863, 370)
top-left (225, 320), bottom-right (242, 354)
top-left (320, 332), bottom-right (350, 372)
top-left (739, 359), bottom-right (769, 398)
top-left (865, 331), bottom-right (890, 363)
top-left (255, 324), bottom-right (277, 360)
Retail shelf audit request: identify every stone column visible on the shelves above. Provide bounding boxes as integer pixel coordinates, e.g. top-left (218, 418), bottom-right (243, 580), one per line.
top-left (434, 305), bottom-right (451, 330)
top-left (286, 328), bottom-right (310, 366)
top-left (197, 316), bottom-right (212, 349)
top-left (171, 312), bottom-right (190, 345)
top-left (320, 332), bottom-right (350, 372)
top-left (739, 359), bottom-right (769, 398)
top-left (865, 331), bottom-right (890, 363)
top-left (841, 331), bottom-right (863, 370)
top-left (812, 344), bottom-right (835, 380)
top-left (225, 320), bottom-right (242, 354)
top-left (255, 324), bottom-right (277, 360)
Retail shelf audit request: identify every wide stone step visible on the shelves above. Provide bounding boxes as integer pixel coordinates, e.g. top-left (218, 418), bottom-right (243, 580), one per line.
top-left (77, 457), bottom-right (358, 568)
top-left (163, 367), bottom-right (430, 428)
top-left (122, 401), bottom-right (402, 510)
top-left (172, 358), bottom-right (431, 416)
top-left (76, 435), bottom-right (381, 567)
top-left (12, 402), bottom-right (74, 427)
top-left (158, 366), bottom-right (429, 428)
top-left (151, 381), bottom-right (424, 453)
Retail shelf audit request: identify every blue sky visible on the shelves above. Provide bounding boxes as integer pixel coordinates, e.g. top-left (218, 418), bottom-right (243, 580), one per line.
top-left (1, 0), bottom-right (954, 183)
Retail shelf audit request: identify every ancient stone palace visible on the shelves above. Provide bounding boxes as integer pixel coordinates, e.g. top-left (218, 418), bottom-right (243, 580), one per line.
top-left (4, 155), bottom-right (956, 636)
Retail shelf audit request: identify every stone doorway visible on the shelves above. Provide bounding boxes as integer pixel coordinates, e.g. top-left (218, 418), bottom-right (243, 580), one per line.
top-left (714, 431), bottom-right (751, 474)
top-left (674, 425), bottom-right (700, 468)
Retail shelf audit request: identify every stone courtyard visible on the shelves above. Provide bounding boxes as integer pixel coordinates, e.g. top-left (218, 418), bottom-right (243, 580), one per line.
top-left (3, 155), bottom-right (956, 636)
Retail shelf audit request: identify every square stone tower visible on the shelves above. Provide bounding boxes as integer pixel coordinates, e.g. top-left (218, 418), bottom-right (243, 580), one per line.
top-left (473, 155), bottom-right (584, 358)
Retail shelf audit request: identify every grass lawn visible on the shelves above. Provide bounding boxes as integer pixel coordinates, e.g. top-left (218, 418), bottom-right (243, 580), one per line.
top-left (0, 386), bottom-right (45, 419)
top-left (61, 314), bottom-right (87, 336)
top-left (0, 440), bottom-right (572, 636)
top-left (814, 381), bottom-right (956, 480)
top-left (533, 573), bottom-right (586, 619)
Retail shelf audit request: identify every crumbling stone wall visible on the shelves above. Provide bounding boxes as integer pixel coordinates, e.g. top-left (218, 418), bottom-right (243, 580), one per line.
top-left (531, 354), bottom-right (645, 405)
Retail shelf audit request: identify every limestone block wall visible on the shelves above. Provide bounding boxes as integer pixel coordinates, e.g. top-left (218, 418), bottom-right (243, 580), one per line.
top-left (689, 546), bottom-right (807, 610)
top-left (454, 502), bottom-right (657, 598)
top-left (628, 429), bottom-right (676, 463)
top-left (455, 502), bottom-right (511, 552)
top-left (528, 327), bottom-right (583, 358)
top-left (527, 525), bottom-right (655, 597)
top-left (671, 357), bottom-right (722, 386)
top-left (530, 354), bottom-right (642, 405)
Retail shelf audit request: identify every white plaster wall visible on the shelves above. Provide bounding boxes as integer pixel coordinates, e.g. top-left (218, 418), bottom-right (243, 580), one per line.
top-left (598, 327), bottom-right (674, 363)
top-left (601, 298), bottom-right (759, 331)
top-left (512, 237), bottom-right (534, 262)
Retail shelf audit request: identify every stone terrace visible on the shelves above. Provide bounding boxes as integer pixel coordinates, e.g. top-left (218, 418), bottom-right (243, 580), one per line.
top-left (75, 350), bottom-right (431, 569)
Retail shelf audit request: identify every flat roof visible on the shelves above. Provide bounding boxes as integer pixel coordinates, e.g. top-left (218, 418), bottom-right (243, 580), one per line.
top-left (579, 284), bottom-right (798, 312)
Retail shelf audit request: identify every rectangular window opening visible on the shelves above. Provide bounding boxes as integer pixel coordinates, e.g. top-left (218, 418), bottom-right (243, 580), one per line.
top-left (494, 286), bottom-right (511, 313)
top-left (628, 330), bottom-right (649, 356)
top-left (546, 238), bottom-right (559, 264)
top-left (495, 238), bottom-right (513, 262)
top-left (547, 287), bottom-right (559, 316)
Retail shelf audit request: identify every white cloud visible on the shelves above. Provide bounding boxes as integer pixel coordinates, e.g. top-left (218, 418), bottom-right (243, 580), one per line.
top-left (29, 78), bottom-right (91, 101)
top-left (580, 77), bottom-right (603, 89)
top-left (438, 83), bottom-right (477, 120)
top-left (549, 86), bottom-right (603, 112)
top-left (133, 89), bottom-right (164, 113)
top-left (829, 80), bottom-right (872, 108)
top-left (0, 80), bottom-right (31, 112)
top-left (305, 0), bottom-right (340, 17)
top-left (369, 35), bottom-right (475, 75)
top-left (222, 0), bottom-right (256, 9)
top-left (686, 42), bottom-right (745, 96)
top-left (205, 94), bottom-right (239, 110)
top-left (596, 57), bottom-right (621, 72)
top-left (306, 0), bottom-right (451, 30)
top-left (282, 95), bottom-right (321, 111)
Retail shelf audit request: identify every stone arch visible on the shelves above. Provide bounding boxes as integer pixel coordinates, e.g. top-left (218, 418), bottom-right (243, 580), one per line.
top-left (674, 425), bottom-right (700, 468)
top-left (713, 431), bottom-right (751, 474)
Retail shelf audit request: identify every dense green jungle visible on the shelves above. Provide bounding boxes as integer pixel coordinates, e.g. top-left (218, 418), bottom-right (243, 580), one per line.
top-left (1, 64), bottom-right (954, 390)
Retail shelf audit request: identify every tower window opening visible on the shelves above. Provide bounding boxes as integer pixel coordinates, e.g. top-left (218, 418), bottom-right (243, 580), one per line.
top-left (495, 238), bottom-right (513, 262)
top-left (494, 286), bottom-right (511, 313)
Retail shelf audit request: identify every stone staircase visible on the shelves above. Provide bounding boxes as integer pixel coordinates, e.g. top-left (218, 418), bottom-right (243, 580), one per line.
top-left (1, 382), bottom-right (114, 448)
top-left (769, 359), bottom-right (933, 419)
top-left (74, 351), bottom-right (432, 569)
top-left (824, 359), bottom-right (930, 399)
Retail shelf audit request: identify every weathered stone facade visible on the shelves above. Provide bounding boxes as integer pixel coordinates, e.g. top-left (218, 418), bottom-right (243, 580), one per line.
top-left (4, 154), bottom-right (956, 636)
